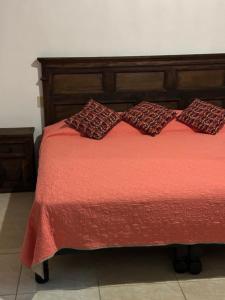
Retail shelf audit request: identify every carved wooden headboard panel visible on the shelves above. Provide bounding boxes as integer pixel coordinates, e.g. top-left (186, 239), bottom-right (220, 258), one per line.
top-left (38, 54), bottom-right (225, 126)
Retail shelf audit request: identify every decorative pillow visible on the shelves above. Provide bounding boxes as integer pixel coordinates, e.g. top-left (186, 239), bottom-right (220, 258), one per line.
top-left (65, 99), bottom-right (121, 140)
top-left (122, 101), bottom-right (176, 136)
top-left (177, 99), bottom-right (225, 135)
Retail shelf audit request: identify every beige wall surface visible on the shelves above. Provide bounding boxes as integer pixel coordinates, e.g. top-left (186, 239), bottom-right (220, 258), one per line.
top-left (0, 0), bottom-right (225, 136)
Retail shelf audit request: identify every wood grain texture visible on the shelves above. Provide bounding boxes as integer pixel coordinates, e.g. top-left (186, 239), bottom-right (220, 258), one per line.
top-left (116, 72), bottom-right (164, 91)
top-left (177, 70), bottom-right (225, 89)
top-left (37, 54), bottom-right (225, 125)
top-left (0, 128), bottom-right (35, 192)
top-left (52, 73), bottom-right (103, 94)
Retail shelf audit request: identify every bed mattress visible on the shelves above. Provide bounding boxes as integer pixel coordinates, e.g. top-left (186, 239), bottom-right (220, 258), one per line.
top-left (21, 118), bottom-right (225, 268)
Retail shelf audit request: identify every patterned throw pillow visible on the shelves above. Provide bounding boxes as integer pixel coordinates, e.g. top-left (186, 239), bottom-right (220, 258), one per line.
top-left (177, 99), bottom-right (225, 135)
top-left (122, 101), bottom-right (176, 136)
top-left (65, 99), bottom-right (121, 140)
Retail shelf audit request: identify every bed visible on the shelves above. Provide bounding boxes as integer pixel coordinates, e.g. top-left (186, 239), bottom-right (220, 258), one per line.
top-left (21, 54), bottom-right (225, 282)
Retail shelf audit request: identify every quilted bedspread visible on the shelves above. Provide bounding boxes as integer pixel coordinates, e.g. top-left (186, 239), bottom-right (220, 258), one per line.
top-left (21, 118), bottom-right (225, 269)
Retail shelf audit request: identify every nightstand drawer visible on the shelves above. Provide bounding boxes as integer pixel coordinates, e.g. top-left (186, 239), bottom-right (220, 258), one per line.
top-left (0, 157), bottom-right (34, 192)
top-left (0, 127), bottom-right (35, 192)
top-left (0, 143), bottom-right (24, 154)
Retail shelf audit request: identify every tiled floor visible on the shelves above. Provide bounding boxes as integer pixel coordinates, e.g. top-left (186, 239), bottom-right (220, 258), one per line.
top-left (1, 193), bottom-right (225, 299)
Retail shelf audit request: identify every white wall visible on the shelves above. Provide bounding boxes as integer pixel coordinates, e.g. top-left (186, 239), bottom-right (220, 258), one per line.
top-left (0, 0), bottom-right (225, 137)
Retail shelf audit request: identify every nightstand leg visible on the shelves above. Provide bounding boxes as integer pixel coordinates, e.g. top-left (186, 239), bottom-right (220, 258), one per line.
top-left (173, 245), bottom-right (189, 273)
top-left (35, 260), bottom-right (49, 284)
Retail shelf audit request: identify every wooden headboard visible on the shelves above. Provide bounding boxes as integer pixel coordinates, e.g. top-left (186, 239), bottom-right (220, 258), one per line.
top-left (38, 54), bottom-right (225, 126)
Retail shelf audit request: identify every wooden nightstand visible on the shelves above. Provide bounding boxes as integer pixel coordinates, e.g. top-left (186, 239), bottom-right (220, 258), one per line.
top-left (0, 127), bottom-right (35, 192)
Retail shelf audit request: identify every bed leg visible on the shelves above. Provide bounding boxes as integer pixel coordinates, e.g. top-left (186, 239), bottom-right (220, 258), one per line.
top-left (173, 245), bottom-right (189, 273)
top-left (188, 245), bottom-right (202, 275)
top-left (35, 261), bottom-right (49, 284)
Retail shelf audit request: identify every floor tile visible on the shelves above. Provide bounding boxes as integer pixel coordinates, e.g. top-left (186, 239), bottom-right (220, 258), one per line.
top-left (30, 288), bottom-right (100, 300)
top-left (18, 248), bottom-right (177, 296)
top-left (16, 294), bottom-right (34, 300)
top-left (0, 295), bottom-right (16, 300)
top-left (0, 254), bottom-right (21, 295)
top-left (0, 193), bottom-right (33, 253)
top-left (100, 282), bottom-right (185, 300)
top-left (180, 278), bottom-right (225, 300)
top-left (96, 247), bottom-right (176, 286)
top-left (18, 254), bottom-right (98, 294)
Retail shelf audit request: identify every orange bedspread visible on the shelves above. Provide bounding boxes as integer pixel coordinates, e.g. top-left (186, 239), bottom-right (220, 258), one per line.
top-left (21, 119), bottom-right (225, 268)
